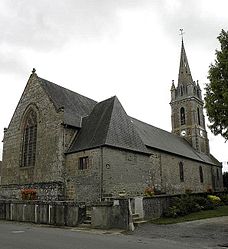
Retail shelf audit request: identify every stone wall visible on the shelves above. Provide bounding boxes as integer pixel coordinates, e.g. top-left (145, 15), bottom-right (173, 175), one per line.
top-left (0, 182), bottom-right (64, 201)
top-left (65, 148), bottom-right (102, 203)
top-left (65, 145), bottom-right (223, 204)
top-left (102, 147), bottom-right (152, 198)
top-left (1, 75), bottom-right (66, 199)
top-left (142, 195), bottom-right (172, 219)
top-left (0, 200), bottom-right (86, 227)
top-left (66, 147), bottom-right (155, 203)
top-left (91, 199), bottom-right (129, 230)
top-left (148, 148), bottom-right (223, 194)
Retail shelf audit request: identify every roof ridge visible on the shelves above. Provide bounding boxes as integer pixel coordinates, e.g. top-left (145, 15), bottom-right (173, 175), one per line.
top-left (104, 96), bottom-right (118, 145)
top-left (91, 96), bottom-right (115, 146)
top-left (105, 98), bottom-right (148, 153)
top-left (67, 96), bottom-right (116, 153)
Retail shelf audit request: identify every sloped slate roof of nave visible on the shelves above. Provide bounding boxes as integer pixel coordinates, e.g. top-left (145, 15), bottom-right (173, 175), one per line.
top-left (38, 77), bottom-right (97, 127)
top-left (68, 96), bottom-right (148, 154)
top-left (131, 117), bottom-right (220, 166)
top-left (37, 76), bottom-right (219, 166)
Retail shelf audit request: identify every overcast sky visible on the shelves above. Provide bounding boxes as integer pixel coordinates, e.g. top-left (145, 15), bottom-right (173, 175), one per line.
top-left (0, 0), bottom-right (227, 171)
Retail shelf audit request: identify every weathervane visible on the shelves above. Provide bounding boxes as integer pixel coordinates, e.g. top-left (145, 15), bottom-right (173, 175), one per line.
top-left (179, 28), bottom-right (185, 39)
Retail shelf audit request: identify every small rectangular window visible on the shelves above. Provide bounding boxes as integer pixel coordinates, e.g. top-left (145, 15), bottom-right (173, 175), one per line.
top-left (79, 157), bottom-right (89, 170)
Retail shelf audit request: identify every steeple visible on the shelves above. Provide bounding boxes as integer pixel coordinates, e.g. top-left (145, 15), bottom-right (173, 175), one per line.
top-left (170, 32), bottom-right (210, 155)
top-left (171, 37), bottom-right (203, 102)
top-left (178, 38), bottom-right (194, 86)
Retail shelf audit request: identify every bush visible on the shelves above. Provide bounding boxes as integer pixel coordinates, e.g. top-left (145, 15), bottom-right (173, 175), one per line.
top-left (207, 195), bottom-right (221, 206)
top-left (163, 195), bottom-right (219, 218)
top-left (164, 206), bottom-right (180, 218)
top-left (194, 196), bottom-right (215, 210)
top-left (164, 195), bottom-right (201, 218)
top-left (217, 194), bottom-right (228, 205)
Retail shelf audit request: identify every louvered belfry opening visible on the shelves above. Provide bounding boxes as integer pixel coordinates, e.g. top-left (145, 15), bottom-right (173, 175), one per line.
top-left (21, 109), bottom-right (37, 167)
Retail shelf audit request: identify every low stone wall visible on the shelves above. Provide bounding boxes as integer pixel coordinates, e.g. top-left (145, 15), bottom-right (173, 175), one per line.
top-left (0, 182), bottom-right (64, 201)
top-left (91, 199), bottom-right (129, 230)
top-left (135, 192), bottom-right (224, 220)
top-left (0, 200), bottom-right (86, 227)
top-left (142, 195), bottom-right (172, 219)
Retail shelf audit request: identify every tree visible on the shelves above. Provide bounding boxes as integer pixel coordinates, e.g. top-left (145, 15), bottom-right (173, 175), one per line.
top-left (205, 29), bottom-right (228, 141)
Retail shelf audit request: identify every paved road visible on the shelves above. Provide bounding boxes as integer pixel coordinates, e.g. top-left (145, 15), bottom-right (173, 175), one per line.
top-left (0, 221), bottom-right (200, 249)
top-left (132, 216), bottom-right (228, 249)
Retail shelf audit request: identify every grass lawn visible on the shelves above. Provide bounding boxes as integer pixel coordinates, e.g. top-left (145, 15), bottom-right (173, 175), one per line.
top-left (151, 205), bottom-right (228, 225)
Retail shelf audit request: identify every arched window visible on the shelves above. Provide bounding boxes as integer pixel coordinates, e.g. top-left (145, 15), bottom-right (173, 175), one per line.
top-left (180, 85), bottom-right (183, 96)
top-left (199, 166), bottom-right (203, 183)
top-left (216, 168), bottom-right (219, 181)
top-left (179, 162), bottom-right (184, 182)
top-left (180, 107), bottom-right (186, 125)
top-left (197, 108), bottom-right (201, 126)
top-left (21, 109), bottom-right (37, 167)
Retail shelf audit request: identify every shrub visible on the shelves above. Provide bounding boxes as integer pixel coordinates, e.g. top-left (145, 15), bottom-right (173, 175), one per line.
top-left (164, 195), bottom-right (201, 218)
top-left (207, 195), bottom-right (221, 206)
top-left (193, 196), bottom-right (215, 210)
top-left (164, 206), bottom-right (180, 218)
top-left (218, 194), bottom-right (228, 205)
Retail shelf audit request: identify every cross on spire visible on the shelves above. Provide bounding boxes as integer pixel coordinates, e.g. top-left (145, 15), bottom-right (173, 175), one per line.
top-left (179, 28), bottom-right (185, 39)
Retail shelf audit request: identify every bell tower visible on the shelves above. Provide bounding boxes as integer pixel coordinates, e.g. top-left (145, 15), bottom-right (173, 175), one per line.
top-left (170, 36), bottom-right (210, 155)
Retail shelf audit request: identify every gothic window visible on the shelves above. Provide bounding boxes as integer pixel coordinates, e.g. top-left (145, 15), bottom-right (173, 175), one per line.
top-left (79, 156), bottom-right (89, 170)
top-left (180, 85), bottom-right (183, 96)
top-left (216, 168), bottom-right (219, 181)
top-left (180, 107), bottom-right (186, 125)
top-left (179, 162), bottom-right (184, 182)
top-left (199, 166), bottom-right (204, 183)
top-left (21, 109), bottom-right (37, 167)
top-left (197, 108), bottom-right (201, 126)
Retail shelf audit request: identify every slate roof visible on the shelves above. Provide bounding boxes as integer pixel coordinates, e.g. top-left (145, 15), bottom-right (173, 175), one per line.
top-left (38, 76), bottom-right (219, 166)
top-left (178, 39), bottom-right (194, 86)
top-left (68, 96), bottom-right (148, 154)
top-left (131, 118), bottom-right (220, 166)
top-left (39, 77), bottom-right (97, 127)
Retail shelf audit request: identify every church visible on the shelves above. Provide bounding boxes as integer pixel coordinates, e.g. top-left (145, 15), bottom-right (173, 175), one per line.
top-left (0, 39), bottom-right (223, 203)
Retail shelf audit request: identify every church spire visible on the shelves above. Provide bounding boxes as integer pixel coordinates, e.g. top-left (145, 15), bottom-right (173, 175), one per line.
top-left (178, 37), bottom-right (194, 86)
top-left (170, 31), bottom-right (209, 155)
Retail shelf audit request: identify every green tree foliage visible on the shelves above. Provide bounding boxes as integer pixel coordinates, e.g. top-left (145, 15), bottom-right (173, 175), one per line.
top-left (205, 29), bottom-right (228, 140)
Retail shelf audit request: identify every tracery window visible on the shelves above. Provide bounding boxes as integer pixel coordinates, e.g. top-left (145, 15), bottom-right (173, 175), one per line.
top-left (180, 107), bottom-right (186, 125)
top-left (21, 109), bottom-right (37, 167)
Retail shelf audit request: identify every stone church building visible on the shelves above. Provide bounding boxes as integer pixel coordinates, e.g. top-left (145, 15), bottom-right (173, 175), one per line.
top-left (0, 40), bottom-right (223, 203)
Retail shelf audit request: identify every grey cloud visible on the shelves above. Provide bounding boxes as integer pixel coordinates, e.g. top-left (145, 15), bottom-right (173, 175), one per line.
top-left (1, 0), bottom-right (225, 58)
top-left (0, 0), bottom-right (154, 52)
top-left (156, 0), bottom-right (226, 49)
top-left (0, 51), bottom-right (27, 75)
